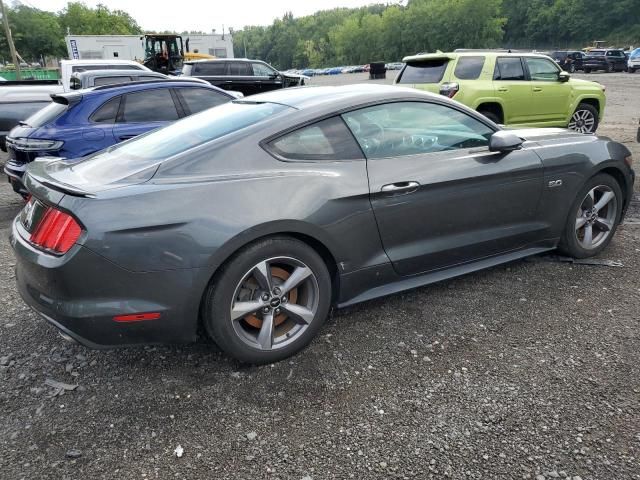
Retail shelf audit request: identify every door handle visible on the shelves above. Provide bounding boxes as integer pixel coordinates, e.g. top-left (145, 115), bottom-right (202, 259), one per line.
top-left (497, 87), bottom-right (508, 92)
top-left (533, 87), bottom-right (543, 92)
top-left (380, 181), bottom-right (420, 195)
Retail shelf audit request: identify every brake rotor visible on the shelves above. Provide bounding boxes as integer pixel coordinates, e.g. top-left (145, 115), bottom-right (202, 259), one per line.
top-left (244, 266), bottom-right (298, 329)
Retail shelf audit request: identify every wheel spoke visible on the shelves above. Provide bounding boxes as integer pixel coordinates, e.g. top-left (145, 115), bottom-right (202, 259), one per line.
top-left (280, 266), bottom-right (312, 295)
top-left (594, 218), bottom-right (612, 232)
top-left (257, 312), bottom-right (274, 350)
top-left (582, 190), bottom-right (595, 210)
top-left (583, 224), bottom-right (593, 247)
top-left (231, 301), bottom-right (264, 321)
top-left (593, 190), bottom-right (614, 212)
top-left (282, 303), bottom-right (314, 325)
top-left (252, 261), bottom-right (273, 292)
top-left (575, 216), bottom-right (588, 230)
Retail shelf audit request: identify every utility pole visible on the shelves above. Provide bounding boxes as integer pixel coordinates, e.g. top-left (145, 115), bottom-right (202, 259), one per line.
top-left (0, 0), bottom-right (20, 80)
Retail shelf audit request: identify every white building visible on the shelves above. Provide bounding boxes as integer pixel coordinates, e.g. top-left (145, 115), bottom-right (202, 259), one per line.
top-left (65, 34), bottom-right (234, 62)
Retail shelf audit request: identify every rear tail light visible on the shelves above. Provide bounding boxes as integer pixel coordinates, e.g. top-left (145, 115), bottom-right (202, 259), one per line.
top-left (439, 82), bottom-right (459, 98)
top-left (30, 207), bottom-right (82, 254)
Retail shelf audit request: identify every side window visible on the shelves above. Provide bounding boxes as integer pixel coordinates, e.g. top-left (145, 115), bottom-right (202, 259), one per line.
top-left (494, 57), bottom-right (525, 81)
top-left (524, 57), bottom-right (560, 81)
top-left (120, 89), bottom-right (179, 123)
top-left (90, 96), bottom-right (121, 124)
top-left (454, 56), bottom-right (485, 80)
top-left (228, 62), bottom-right (252, 76)
top-left (252, 62), bottom-right (276, 77)
top-left (177, 88), bottom-right (229, 115)
top-left (93, 76), bottom-right (132, 86)
top-left (194, 62), bottom-right (226, 75)
top-left (342, 102), bottom-right (494, 159)
top-left (267, 116), bottom-right (363, 161)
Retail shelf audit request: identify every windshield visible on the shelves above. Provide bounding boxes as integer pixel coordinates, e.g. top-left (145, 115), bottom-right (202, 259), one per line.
top-left (66, 101), bottom-right (290, 185)
top-left (631, 48), bottom-right (640, 59)
top-left (22, 102), bottom-right (67, 128)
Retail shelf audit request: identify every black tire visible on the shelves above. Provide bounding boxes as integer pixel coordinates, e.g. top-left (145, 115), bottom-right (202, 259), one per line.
top-left (629, 67), bottom-right (636, 73)
top-left (568, 64), bottom-right (576, 73)
top-left (607, 63), bottom-right (614, 73)
top-left (568, 103), bottom-right (599, 134)
top-left (478, 109), bottom-right (501, 124)
top-left (558, 173), bottom-right (623, 259)
top-left (584, 68), bottom-right (591, 73)
top-left (203, 236), bottom-right (332, 364)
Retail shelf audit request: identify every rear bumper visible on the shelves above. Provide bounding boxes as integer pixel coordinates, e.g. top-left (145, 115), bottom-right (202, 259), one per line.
top-left (10, 217), bottom-right (202, 348)
top-left (4, 163), bottom-right (28, 196)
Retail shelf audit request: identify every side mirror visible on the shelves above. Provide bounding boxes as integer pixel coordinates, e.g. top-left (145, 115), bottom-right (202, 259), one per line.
top-left (558, 71), bottom-right (570, 82)
top-left (489, 131), bottom-right (523, 153)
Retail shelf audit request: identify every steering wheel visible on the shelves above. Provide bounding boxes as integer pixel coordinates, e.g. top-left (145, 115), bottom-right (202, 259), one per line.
top-left (357, 121), bottom-right (384, 155)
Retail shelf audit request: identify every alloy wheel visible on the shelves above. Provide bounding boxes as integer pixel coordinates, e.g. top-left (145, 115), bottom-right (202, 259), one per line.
top-left (229, 257), bottom-right (319, 351)
top-left (574, 185), bottom-right (618, 250)
top-left (568, 109), bottom-right (596, 133)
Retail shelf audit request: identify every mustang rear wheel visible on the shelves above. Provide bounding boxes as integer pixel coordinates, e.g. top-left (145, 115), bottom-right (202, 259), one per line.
top-left (204, 237), bottom-right (331, 364)
top-left (568, 103), bottom-right (598, 134)
top-left (558, 174), bottom-right (622, 258)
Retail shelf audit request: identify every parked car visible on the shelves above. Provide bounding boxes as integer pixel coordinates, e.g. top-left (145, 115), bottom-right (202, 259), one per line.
top-left (11, 84), bottom-right (634, 364)
top-left (182, 58), bottom-right (307, 97)
top-left (4, 80), bottom-right (234, 196)
top-left (69, 69), bottom-right (170, 90)
top-left (627, 48), bottom-right (640, 72)
top-left (0, 60), bottom-right (153, 150)
top-left (385, 62), bottom-right (405, 70)
top-left (395, 51), bottom-right (606, 133)
top-left (549, 50), bottom-right (586, 72)
top-left (582, 49), bottom-right (628, 73)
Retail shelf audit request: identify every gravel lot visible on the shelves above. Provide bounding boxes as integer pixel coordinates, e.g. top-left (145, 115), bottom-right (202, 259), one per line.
top-left (1, 72), bottom-right (639, 480)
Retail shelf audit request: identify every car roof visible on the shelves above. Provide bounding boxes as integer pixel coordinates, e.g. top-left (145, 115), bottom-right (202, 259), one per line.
top-left (185, 58), bottom-right (263, 64)
top-left (61, 59), bottom-right (145, 66)
top-left (52, 80), bottom-right (224, 103)
top-left (402, 51), bottom-right (553, 62)
top-left (238, 84), bottom-right (439, 110)
top-left (72, 69), bottom-right (167, 79)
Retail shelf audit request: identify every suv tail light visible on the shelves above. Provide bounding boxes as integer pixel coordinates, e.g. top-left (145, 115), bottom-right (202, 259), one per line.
top-left (30, 207), bottom-right (82, 254)
top-left (439, 82), bottom-right (459, 98)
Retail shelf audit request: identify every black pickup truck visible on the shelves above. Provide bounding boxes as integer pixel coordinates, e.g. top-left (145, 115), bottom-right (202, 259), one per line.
top-left (181, 58), bottom-right (306, 97)
top-left (583, 49), bottom-right (628, 73)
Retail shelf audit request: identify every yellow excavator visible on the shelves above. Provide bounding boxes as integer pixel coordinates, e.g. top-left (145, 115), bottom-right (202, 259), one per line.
top-left (142, 34), bottom-right (214, 74)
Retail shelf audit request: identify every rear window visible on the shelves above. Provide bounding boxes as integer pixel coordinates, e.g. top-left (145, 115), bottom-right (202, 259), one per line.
top-left (453, 56), bottom-right (485, 80)
top-left (494, 57), bottom-right (525, 80)
top-left (93, 76), bottom-right (131, 86)
top-left (21, 102), bottom-right (67, 128)
top-left (72, 64), bottom-right (143, 73)
top-left (193, 62), bottom-right (227, 75)
top-left (67, 101), bottom-right (290, 184)
top-left (397, 60), bottom-right (448, 84)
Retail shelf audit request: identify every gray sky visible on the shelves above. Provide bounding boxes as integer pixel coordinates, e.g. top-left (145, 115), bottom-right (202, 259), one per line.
top-left (32, 0), bottom-right (379, 32)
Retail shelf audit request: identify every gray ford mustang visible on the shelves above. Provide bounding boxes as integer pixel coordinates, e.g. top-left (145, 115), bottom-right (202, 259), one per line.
top-left (10, 84), bottom-right (635, 364)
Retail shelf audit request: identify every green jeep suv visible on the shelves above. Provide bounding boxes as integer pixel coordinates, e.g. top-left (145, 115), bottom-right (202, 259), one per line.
top-left (395, 51), bottom-right (606, 133)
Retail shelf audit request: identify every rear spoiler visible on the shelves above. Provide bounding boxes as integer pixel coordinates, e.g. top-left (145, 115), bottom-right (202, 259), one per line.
top-left (24, 160), bottom-right (94, 198)
top-left (50, 93), bottom-right (83, 106)
top-left (402, 53), bottom-right (456, 63)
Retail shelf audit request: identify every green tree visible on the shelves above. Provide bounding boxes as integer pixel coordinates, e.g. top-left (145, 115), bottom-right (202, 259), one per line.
top-left (0, 4), bottom-right (65, 61)
top-left (58, 2), bottom-right (142, 35)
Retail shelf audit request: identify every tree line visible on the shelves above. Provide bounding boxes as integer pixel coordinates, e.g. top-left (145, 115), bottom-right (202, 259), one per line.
top-left (2, 0), bottom-right (639, 67)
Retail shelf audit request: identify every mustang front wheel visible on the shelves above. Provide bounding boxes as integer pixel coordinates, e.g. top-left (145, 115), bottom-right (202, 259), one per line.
top-left (204, 237), bottom-right (332, 364)
top-left (559, 174), bottom-right (622, 258)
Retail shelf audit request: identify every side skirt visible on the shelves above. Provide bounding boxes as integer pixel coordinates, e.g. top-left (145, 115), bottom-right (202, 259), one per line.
top-left (337, 245), bottom-right (555, 308)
